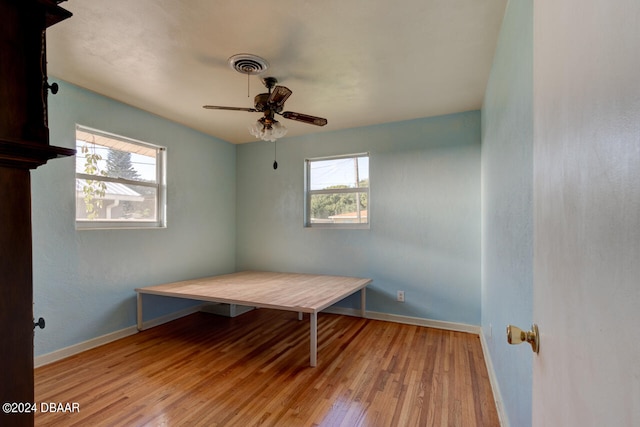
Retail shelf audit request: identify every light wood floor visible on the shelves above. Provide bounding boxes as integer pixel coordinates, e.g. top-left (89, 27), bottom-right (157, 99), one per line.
top-left (35, 310), bottom-right (499, 426)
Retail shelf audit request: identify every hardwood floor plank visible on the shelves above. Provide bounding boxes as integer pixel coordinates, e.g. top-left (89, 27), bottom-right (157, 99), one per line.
top-left (35, 310), bottom-right (499, 426)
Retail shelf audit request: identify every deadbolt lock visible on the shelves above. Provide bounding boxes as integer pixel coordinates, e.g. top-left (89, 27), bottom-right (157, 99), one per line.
top-left (506, 324), bottom-right (539, 354)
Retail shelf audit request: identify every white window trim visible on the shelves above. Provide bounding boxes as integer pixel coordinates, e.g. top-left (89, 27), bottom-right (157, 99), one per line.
top-left (75, 125), bottom-right (167, 230)
top-left (304, 152), bottom-right (370, 229)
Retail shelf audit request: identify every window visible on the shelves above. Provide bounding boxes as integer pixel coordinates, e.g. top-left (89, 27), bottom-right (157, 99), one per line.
top-left (75, 125), bottom-right (166, 229)
top-left (305, 153), bottom-right (369, 228)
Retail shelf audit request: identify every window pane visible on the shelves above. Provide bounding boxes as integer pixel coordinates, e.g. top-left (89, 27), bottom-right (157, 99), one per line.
top-left (309, 156), bottom-right (369, 190)
top-left (76, 180), bottom-right (158, 222)
top-left (309, 192), bottom-right (368, 224)
top-left (76, 142), bottom-right (157, 183)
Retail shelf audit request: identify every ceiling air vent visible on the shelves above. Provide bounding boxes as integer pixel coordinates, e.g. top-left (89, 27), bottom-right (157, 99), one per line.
top-left (228, 54), bottom-right (269, 75)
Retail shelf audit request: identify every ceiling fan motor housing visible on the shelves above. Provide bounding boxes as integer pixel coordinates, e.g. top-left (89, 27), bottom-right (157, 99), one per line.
top-left (254, 93), bottom-right (285, 114)
top-left (254, 93), bottom-right (269, 112)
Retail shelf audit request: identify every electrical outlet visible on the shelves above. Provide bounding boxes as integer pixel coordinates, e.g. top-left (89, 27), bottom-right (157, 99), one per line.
top-left (489, 323), bottom-right (493, 339)
top-left (397, 290), bottom-right (405, 302)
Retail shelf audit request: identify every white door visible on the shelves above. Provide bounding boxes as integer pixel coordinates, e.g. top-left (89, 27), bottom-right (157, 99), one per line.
top-left (533, 1), bottom-right (640, 426)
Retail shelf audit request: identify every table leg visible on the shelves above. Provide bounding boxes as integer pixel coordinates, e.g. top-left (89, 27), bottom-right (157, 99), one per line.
top-left (137, 292), bottom-right (143, 331)
top-left (310, 311), bottom-right (317, 367)
top-left (361, 287), bottom-right (367, 318)
top-left (298, 312), bottom-right (303, 321)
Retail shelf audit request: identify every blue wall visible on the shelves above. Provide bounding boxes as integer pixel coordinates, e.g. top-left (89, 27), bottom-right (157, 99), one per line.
top-left (481, 1), bottom-right (533, 426)
top-left (237, 111), bottom-right (482, 325)
top-left (32, 80), bottom-right (237, 356)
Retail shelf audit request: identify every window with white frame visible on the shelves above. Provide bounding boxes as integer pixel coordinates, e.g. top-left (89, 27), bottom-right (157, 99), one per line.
top-left (75, 125), bottom-right (166, 229)
top-left (305, 153), bottom-right (369, 227)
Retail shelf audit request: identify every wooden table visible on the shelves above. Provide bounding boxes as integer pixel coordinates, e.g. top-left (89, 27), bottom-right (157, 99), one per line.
top-left (135, 271), bottom-right (371, 367)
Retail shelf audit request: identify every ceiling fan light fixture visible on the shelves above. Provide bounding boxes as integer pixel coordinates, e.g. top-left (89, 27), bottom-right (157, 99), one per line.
top-left (249, 118), bottom-right (287, 142)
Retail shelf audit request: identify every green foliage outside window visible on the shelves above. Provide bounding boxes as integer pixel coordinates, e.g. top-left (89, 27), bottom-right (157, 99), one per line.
top-left (310, 179), bottom-right (368, 220)
top-left (81, 144), bottom-right (107, 219)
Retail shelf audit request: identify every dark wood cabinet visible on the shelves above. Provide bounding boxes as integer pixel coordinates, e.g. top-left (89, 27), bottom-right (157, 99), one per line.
top-left (1, 1), bottom-right (73, 425)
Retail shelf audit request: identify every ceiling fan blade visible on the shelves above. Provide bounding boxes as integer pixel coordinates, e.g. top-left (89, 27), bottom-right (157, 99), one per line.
top-left (203, 105), bottom-right (257, 112)
top-left (282, 111), bottom-right (328, 126)
top-left (268, 86), bottom-right (292, 107)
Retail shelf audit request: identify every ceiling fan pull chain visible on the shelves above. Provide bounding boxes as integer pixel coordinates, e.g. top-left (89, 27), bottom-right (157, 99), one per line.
top-left (273, 140), bottom-right (278, 169)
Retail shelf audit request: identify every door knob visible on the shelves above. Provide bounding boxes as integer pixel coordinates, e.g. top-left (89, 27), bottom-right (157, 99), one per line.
top-left (45, 81), bottom-right (59, 95)
top-left (33, 317), bottom-right (45, 330)
top-left (506, 324), bottom-right (539, 354)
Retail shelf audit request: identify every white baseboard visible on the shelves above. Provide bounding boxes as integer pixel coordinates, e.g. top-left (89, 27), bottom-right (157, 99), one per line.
top-left (35, 305), bottom-right (203, 368)
top-left (322, 306), bottom-right (480, 335)
top-left (34, 326), bottom-right (137, 368)
top-left (479, 330), bottom-right (508, 427)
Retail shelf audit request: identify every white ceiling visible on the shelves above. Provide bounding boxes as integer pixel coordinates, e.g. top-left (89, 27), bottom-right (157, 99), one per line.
top-left (46, 0), bottom-right (507, 144)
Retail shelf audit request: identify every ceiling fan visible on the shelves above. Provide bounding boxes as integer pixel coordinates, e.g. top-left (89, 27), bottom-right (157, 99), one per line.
top-left (203, 76), bottom-right (328, 143)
